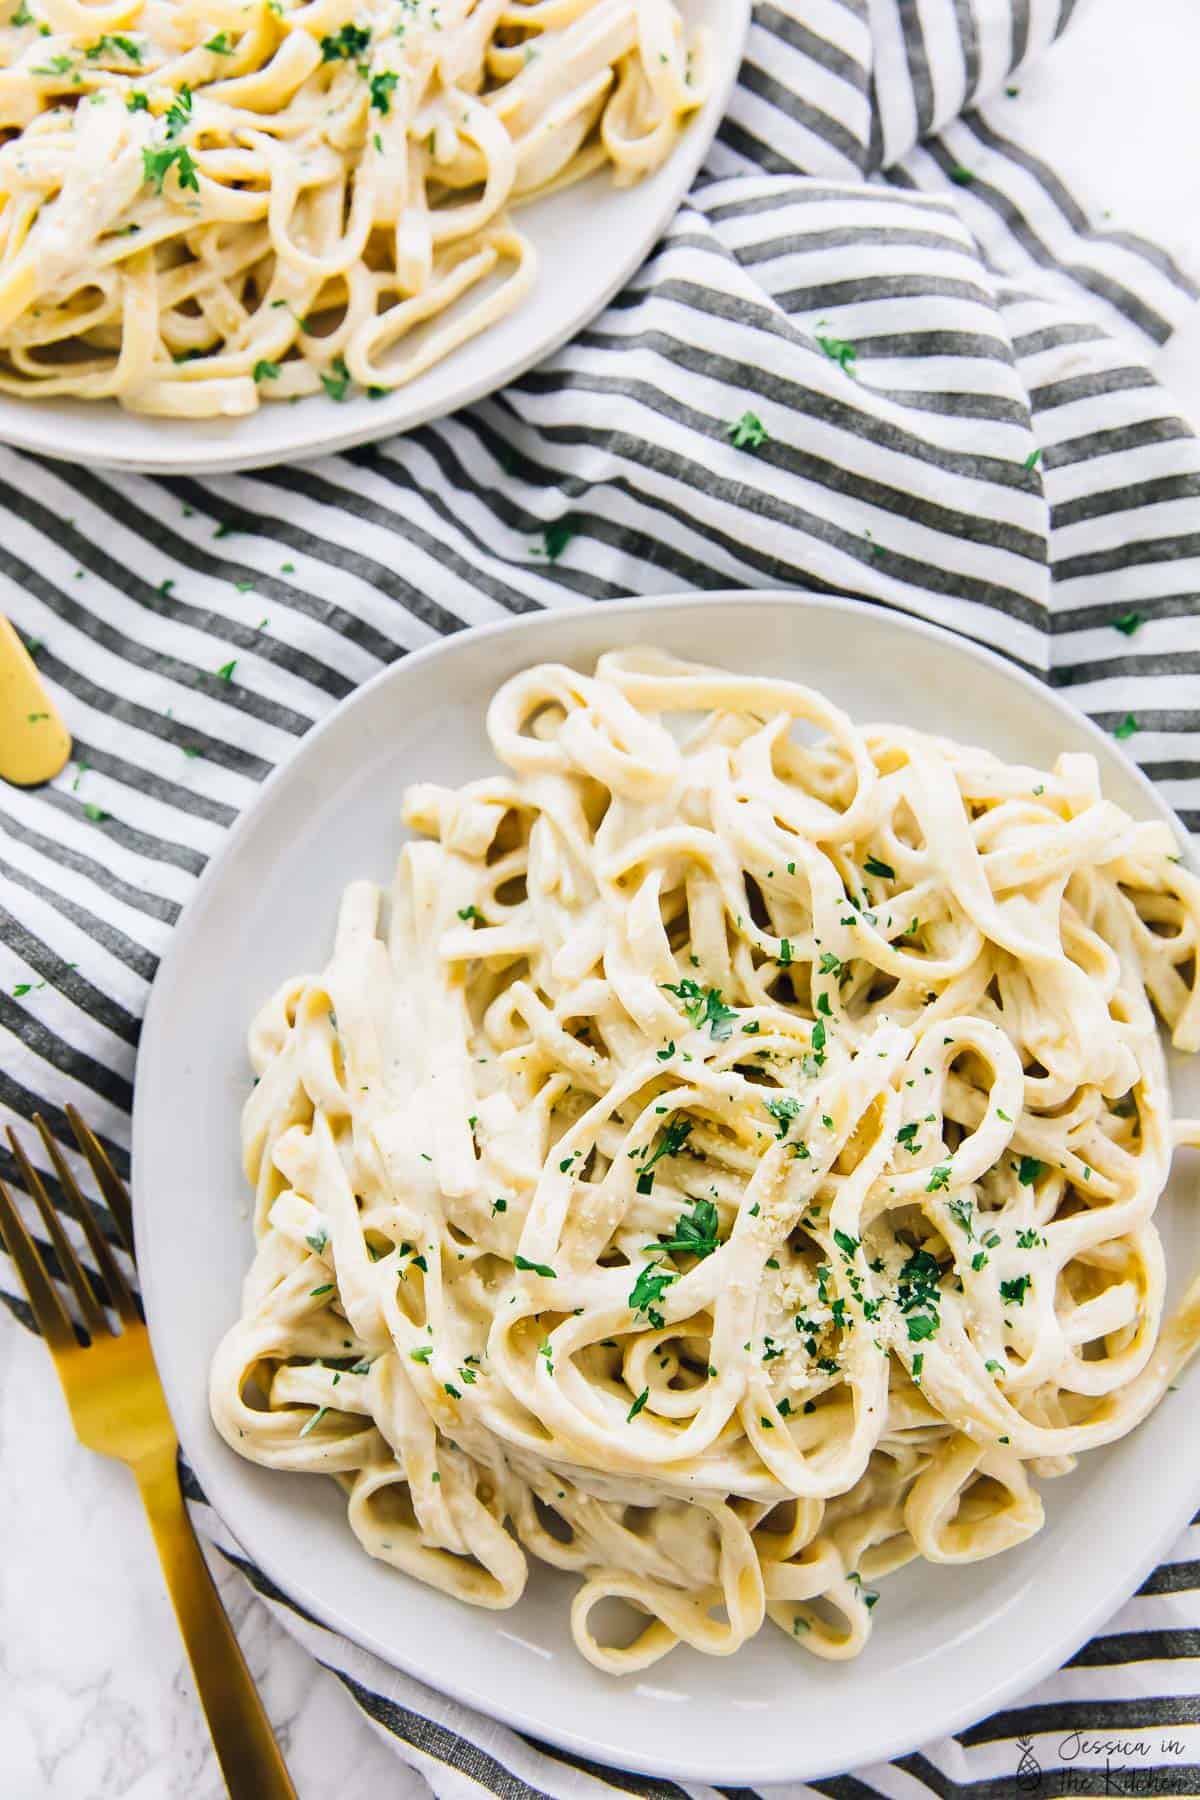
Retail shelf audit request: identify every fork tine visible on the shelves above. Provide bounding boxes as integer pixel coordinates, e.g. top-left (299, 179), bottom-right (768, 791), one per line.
top-left (65, 1104), bottom-right (134, 1257)
top-left (0, 1176), bottom-right (79, 1355)
top-left (7, 1127), bottom-right (109, 1340)
top-left (33, 1115), bottom-right (140, 1330)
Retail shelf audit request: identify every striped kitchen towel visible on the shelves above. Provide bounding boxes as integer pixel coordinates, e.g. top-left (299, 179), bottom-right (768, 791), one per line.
top-left (2, 1), bottom-right (1199, 1795)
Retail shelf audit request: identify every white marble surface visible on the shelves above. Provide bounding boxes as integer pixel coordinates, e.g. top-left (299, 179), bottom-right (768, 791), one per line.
top-left (0, 1321), bottom-right (426, 1800)
top-left (4, 2), bottom-right (1200, 1796)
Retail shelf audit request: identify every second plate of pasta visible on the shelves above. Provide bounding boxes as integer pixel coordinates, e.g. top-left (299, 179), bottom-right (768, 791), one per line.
top-left (0, 0), bottom-right (745, 471)
top-left (134, 593), bottom-right (1200, 1784)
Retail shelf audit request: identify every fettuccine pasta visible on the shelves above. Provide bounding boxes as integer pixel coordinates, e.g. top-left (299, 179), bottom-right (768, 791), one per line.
top-left (0, 0), bottom-right (707, 415)
top-left (211, 648), bottom-right (1200, 1671)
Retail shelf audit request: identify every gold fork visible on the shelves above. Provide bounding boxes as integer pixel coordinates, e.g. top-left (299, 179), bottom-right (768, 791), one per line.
top-left (0, 1107), bottom-right (297, 1800)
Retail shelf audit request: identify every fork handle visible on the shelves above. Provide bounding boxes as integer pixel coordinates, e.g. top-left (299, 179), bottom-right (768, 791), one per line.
top-left (134, 1448), bottom-right (298, 1799)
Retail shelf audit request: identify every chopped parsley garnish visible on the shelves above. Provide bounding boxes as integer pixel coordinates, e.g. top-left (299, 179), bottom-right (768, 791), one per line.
top-left (779, 937), bottom-right (793, 965)
top-left (656, 1041), bottom-right (675, 1061)
top-left (1000, 1274), bottom-right (1031, 1306)
top-left (410, 1345), bottom-right (433, 1363)
top-left (925, 1164), bottom-right (951, 1191)
top-left (252, 359), bottom-right (280, 381)
top-left (651, 1196), bottom-right (721, 1260)
top-left (947, 1196), bottom-right (975, 1239)
top-left (818, 951), bottom-right (843, 975)
top-left (164, 83), bottom-right (192, 134)
top-left (949, 164), bottom-right (976, 186)
top-left (863, 855), bottom-right (895, 880)
top-left (305, 1226), bottom-right (328, 1254)
top-left (491, 1197), bottom-right (507, 1215)
top-left (369, 69), bottom-right (398, 111)
top-left (815, 332), bottom-right (856, 372)
top-left (727, 411), bottom-right (768, 450)
top-left (320, 22), bottom-right (371, 59)
top-left (1023, 448), bottom-right (1042, 470)
top-left (765, 1093), bottom-right (801, 1139)
top-left (203, 30), bottom-right (232, 51)
top-left (1016, 1227), bottom-right (1045, 1249)
top-left (833, 1228), bottom-right (860, 1258)
top-left (298, 1406), bottom-right (329, 1438)
top-left (896, 1122), bottom-right (920, 1152)
top-left (1113, 611), bottom-right (1143, 636)
top-left (629, 1263), bottom-right (675, 1325)
top-left (896, 1247), bottom-right (942, 1342)
top-left (800, 1016), bottom-right (827, 1079)
top-left (513, 1253), bottom-right (557, 1278)
top-left (321, 356), bottom-right (351, 401)
top-left (86, 33), bottom-right (142, 60)
top-left (457, 904), bottom-right (483, 922)
top-left (1017, 1156), bottom-right (1044, 1186)
top-left (1113, 713), bottom-right (1140, 740)
top-left (542, 517), bottom-right (576, 561)
top-left (143, 142), bottom-right (198, 193)
top-left (635, 1114), bottom-right (693, 1192)
top-left (627, 1387), bottom-right (649, 1421)
top-left (661, 977), bottom-right (737, 1039)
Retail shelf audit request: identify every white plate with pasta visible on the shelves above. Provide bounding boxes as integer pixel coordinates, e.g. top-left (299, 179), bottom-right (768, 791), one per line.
top-left (0, 0), bottom-right (744, 474)
top-left (134, 593), bottom-right (1200, 1784)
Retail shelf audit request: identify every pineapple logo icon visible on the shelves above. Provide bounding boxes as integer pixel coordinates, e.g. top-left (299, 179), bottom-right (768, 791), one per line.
top-left (1016, 1736), bottom-right (1042, 1792)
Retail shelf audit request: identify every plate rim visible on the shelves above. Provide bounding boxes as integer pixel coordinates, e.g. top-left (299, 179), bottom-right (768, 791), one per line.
top-left (133, 589), bottom-right (1200, 1784)
top-left (0, 2), bottom-right (750, 476)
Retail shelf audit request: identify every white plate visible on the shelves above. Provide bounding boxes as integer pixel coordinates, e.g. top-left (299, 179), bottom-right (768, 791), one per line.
top-left (0, 0), bottom-right (747, 476)
top-left (133, 594), bottom-right (1200, 1786)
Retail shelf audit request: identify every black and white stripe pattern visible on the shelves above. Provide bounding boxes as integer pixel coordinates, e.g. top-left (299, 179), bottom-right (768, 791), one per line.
top-left (3, 2), bottom-right (1199, 1794)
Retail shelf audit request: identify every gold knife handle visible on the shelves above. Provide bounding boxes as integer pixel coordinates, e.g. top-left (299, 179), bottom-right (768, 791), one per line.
top-left (0, 616), bottom-right (71, 786)
top-left (134, 1447), bottom-right (298, 1799)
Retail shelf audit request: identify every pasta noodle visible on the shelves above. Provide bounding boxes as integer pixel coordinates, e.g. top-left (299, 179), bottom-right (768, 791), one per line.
top-left (211, 647), bottom-right (1200, 1671)
top-left (0, 0), bottom-right (707, 415)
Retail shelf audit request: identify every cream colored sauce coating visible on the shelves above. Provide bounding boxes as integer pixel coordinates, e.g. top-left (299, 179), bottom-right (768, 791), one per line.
top-left (210, 648), bottom-right (1200, 1671)
top-left (0, 0), bottom-right (706, 413)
